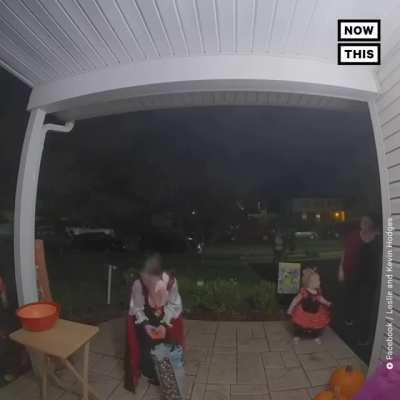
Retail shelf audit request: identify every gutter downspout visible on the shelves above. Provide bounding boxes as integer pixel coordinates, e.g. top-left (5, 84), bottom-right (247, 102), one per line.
top-left (14, 109), bottom-right (74, 306)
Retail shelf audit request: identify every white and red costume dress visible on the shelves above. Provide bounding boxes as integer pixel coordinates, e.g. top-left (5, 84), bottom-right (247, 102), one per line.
top-left (125, 273), bottom-right (184, 391)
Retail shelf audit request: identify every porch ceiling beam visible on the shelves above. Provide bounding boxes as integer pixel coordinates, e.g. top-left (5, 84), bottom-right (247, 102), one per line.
top-left (28, 55), bottom-right (379, 120)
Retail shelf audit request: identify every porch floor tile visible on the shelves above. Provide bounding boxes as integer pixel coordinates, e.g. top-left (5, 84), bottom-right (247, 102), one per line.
top-left (0, 319), bottom-right (366, 399)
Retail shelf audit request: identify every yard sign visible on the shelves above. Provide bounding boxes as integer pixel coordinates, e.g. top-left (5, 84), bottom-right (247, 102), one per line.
top-left (277, 262), bottom-right (301, 294)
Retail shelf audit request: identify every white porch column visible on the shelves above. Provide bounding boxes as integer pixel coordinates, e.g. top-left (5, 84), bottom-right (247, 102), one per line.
top-left (368, 101), bottom-right (392, 373)
top-left (14, 108), bottom-right (46, 305)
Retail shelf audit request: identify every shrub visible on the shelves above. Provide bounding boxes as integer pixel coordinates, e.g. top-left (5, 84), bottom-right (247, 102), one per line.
top-left (247, 281), bottom-right (280, 313)
top-left (122, 267), bottom-right (140, 286)
top-left (179, 277), bottom-right (279, 316)
top-left (122, 267), bottom-right (280, 317)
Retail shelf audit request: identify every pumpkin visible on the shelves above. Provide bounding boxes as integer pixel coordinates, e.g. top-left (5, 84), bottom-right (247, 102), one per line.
top-left (329, 365), bottom-right (365, 398)
top-left (314, 388), bottom-right (348, 400)
top-left (314, 390), bottom-right (336, 400)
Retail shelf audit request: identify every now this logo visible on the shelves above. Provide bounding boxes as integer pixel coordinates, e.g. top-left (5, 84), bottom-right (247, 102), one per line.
top-left (338, 20), bottom-right (380, 41)
top-left (337, 20), bottom-right (381, 65)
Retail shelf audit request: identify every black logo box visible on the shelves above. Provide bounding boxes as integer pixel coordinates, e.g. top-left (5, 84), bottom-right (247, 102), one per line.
top-left (337, 43), bottom-right (381, 65)
top-left (337, 19), bottom-right (381, 42)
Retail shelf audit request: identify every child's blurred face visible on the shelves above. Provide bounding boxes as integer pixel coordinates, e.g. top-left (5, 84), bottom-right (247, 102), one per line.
top-left (308, 274), bottom-right (320, 290)
top-left (360, 216), bottom-right (374, 231)
top-left (143, 255), bottom-right (162, 276)
top-left (149, 258), bottom-right (161, 274)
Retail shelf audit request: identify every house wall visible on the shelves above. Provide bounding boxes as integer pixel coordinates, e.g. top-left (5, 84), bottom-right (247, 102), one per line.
top-left (369, 42), bottom-right (400, 369)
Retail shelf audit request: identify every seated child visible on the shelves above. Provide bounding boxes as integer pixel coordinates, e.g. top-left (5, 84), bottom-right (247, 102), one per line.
top-left (125, 254), bottom-right (185, 391)
top-left (287, 268), bottom-right (331, 344)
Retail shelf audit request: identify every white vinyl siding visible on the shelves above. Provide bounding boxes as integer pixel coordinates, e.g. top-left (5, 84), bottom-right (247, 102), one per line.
top-left (371, 42), bottom-right (400, 370)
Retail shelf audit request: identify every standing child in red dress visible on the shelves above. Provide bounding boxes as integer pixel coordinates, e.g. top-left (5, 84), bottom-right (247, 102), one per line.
top-left (287, 268), bottom-right (332, 344)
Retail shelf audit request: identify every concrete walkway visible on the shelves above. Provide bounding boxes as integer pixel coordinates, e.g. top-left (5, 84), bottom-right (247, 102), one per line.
top-left (0, 318), bottom-right (366, 400)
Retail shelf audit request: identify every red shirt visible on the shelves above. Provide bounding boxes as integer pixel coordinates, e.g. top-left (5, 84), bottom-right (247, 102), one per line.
top-left (342, 230), bottom-right (363, 279)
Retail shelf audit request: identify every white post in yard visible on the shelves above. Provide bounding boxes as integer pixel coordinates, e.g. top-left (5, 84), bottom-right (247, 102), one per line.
top-left (14, 109), bottom-right (75, 306)
top-left (14, 109), bottom-right (46, 306)
top-left (107, 265), bottom-right (113, 305)
top-left (107, 265), bottom-right (117, 305)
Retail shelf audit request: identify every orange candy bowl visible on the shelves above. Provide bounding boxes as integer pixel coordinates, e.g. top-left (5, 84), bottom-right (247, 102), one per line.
top-left (16, 302), bottom-right (60, 332)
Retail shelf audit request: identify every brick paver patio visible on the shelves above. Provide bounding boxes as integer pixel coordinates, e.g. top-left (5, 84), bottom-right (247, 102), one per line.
top-left (0, 318), bottom-right (367, 400)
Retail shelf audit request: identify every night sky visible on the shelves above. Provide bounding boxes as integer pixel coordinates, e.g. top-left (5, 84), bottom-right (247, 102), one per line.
top-left (0, 68), bottom-right (379, 227)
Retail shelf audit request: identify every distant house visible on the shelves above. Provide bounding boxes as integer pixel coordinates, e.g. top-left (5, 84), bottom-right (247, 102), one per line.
top-left (290, 198), bottom-right (346, 223)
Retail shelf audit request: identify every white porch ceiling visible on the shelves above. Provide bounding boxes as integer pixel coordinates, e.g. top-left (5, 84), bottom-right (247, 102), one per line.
top-left (1, 0), bottom-right (400, 88)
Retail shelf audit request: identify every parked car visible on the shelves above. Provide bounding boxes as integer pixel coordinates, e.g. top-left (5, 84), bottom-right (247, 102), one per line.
top-left (65, 226), bottom-right (115, 237)
top-left (294, 231), bottom-right (319, 240)
top-left (70, 232), bottom-right (127, 252)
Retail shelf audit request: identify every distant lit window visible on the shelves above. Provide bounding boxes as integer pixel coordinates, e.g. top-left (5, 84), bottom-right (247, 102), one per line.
top-left (333, 211), bottom-right (346, 222)
top-left (302, 212), bottom-right (307, 220)
top-left (316, 214), bottom-right (321, 221)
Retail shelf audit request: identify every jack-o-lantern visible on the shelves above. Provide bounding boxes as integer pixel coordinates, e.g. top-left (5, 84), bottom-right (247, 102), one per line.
top-left (329, 365), bottom-right (365, 398)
